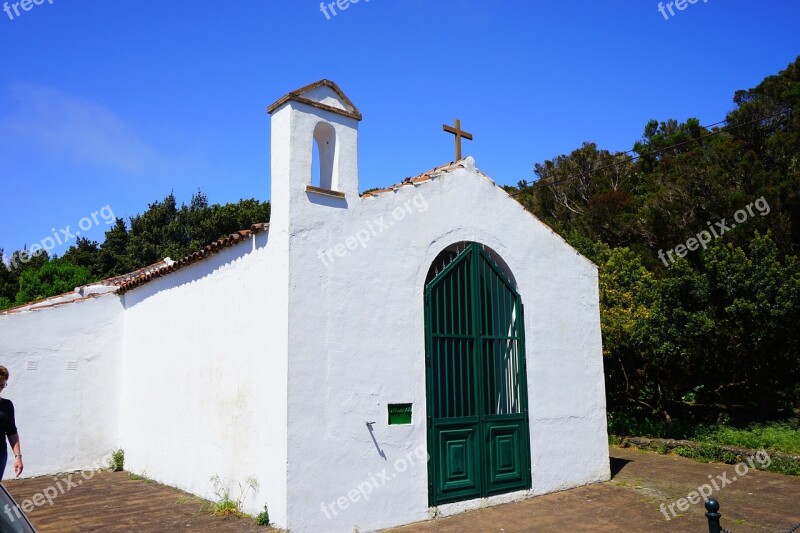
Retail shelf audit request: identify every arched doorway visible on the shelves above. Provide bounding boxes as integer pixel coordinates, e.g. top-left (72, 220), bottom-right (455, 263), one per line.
top-left (424, 242), bottom-right (531, 506)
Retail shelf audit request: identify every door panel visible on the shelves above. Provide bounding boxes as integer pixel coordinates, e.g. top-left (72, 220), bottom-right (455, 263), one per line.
top-left (433, 424), bottom-right (481, 503)
top-left (485, 419), bottom-right (529, 495)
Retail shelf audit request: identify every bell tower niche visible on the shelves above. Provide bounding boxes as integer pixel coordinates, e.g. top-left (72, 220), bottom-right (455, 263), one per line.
top-left (267, 80), bottom-right (362, 228)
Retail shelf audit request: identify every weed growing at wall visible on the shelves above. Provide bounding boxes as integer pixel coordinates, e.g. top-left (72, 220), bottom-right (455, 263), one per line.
top-left (254, 504), bottom-right (270, 526)
top-left (109, 449), bottom-right (124, 472)
top-left (209, 475), bottom-right (259, 517)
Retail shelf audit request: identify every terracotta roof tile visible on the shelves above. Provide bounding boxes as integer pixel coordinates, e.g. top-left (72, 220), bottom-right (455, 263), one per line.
top-left (361, 159), bottom-right (469, 198)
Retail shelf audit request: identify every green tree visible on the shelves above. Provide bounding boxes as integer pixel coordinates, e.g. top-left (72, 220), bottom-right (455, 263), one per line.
top-left (702, 232), bottom-right (800, 408)
top-left (98, 218), bottom-right (135, 277)
top-left (62, 238), bottom-right (102, 277)
top-left (0, 250), bottom-right (15, 303)
top-left (636, 259), bottom-right (716, 418)
top-left (15, 259), bottom-right (95, 305)
top-left (595, 245), bottom-right (656, 412)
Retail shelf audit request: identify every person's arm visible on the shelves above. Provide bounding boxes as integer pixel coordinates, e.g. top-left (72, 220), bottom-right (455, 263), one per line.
top-left (6, 402), bottom-right (22, 477)
top-left (7, 432), bottom-right (22, 477)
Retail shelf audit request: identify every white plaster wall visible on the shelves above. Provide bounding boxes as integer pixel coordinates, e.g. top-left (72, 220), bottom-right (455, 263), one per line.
top-left (278, 110), bottom-right (609, 533)
top-left (118, 231), bottom-right (289, 527)
top-left (0, 295), bottom-right (123, 478)
top-left (527, 248), bottom-right (610, 495)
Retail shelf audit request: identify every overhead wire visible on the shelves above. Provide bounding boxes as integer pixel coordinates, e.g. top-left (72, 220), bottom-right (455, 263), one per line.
top-left (509, 108), bottom-right (794, 197)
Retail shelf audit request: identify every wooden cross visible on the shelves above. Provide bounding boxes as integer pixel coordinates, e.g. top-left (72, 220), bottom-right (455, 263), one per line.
top-left (443, 119), bottom-right (473, 161)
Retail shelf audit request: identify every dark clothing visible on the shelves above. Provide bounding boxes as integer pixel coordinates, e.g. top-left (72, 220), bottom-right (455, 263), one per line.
top-left (0, 398), bottom-right (17, 451)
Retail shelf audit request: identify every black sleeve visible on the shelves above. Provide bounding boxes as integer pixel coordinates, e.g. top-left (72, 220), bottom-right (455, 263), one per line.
top-left (5, 401), bottom-right (17, 438)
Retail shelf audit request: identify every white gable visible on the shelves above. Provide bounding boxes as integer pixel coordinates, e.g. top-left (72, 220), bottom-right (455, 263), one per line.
top-left (303, 85), bottom-right (352, 113)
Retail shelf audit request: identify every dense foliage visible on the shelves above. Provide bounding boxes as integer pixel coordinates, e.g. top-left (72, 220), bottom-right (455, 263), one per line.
top-left (0, 192), bottom-right (270, 309)
top-left (509, 57), bottom-right (800, 421)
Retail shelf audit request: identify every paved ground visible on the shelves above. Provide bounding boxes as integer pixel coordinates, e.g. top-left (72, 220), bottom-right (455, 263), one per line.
top-left (2, 447), bottom-right (798, 532)
top-left (3, 470), bottom-right (273, 532)
top-left (387, 447), bottom-right (800, 532)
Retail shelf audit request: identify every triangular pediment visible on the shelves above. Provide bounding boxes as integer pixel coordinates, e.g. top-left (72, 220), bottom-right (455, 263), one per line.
top-left (267, 79), bottom-right (362, 121)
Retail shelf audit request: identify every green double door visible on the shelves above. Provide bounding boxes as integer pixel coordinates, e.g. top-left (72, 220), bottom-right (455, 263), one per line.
top-left (425, 243), bottom-right (532, 506)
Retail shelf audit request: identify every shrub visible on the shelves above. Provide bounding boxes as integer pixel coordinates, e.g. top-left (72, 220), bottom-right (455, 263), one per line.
top-left (255, 504), bottom-right (270, 526)
top-left (109, 449), bottom-right (125, 472)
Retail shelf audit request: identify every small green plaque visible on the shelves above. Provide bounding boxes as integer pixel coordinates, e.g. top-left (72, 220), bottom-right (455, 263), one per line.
top-left (388, 403), bottom-right (412, 425)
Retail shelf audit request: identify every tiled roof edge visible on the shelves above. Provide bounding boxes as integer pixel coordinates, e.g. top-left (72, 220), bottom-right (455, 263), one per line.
top-left (361, 159), bottom-right (469, 198)
top-left (117, 223), bottom-right (269, 296)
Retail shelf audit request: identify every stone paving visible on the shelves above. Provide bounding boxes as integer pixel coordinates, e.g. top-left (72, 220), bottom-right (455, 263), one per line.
top-left (3, 470), bottom-right (271, 532)
top-left (2, 446), bottom-right (798, 532)
top-left (385, 446), bottom-right (800, 532)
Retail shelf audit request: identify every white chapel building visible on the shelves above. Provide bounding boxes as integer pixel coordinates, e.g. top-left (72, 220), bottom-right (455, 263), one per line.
top-left (0, 80), bottom-right (610, 532)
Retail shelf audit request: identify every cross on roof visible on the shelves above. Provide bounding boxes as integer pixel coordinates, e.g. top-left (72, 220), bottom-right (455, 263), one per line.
top-left (443, 119), bottom-right (473, 161)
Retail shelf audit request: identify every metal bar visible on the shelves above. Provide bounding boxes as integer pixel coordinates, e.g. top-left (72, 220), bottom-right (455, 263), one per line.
top-left (457, 258), bottom-right (463, 336)
top-left (445, 337), bottom-right (451, 418)
top-left (462, 338), bottom-right (468, 416)
top-left (489, 339), bottom-right (495, 415)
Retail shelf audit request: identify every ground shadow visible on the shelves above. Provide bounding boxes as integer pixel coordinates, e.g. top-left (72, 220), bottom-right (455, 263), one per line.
top-left (609, 456), bottom-right (631, 479)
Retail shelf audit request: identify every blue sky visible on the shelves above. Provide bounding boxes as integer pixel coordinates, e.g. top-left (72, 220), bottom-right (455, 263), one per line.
top-left (0, 0), bottom-right (798, 258)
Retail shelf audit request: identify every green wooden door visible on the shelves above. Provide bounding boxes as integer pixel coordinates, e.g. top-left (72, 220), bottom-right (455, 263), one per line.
top-left (425, 243), bottom-right (531, 506)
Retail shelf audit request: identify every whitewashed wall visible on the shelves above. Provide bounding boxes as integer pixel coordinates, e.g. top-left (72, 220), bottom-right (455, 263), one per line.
top-left (118, 231), bottom-right (289, 526)
top-left (0, 295), bottom-right (123, 478)
top-left (271, 95), bottom-right (609, 532)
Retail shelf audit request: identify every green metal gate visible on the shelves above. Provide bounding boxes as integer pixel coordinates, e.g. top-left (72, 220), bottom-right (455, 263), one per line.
top-left (425, 242), bottom-right (531, 506)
